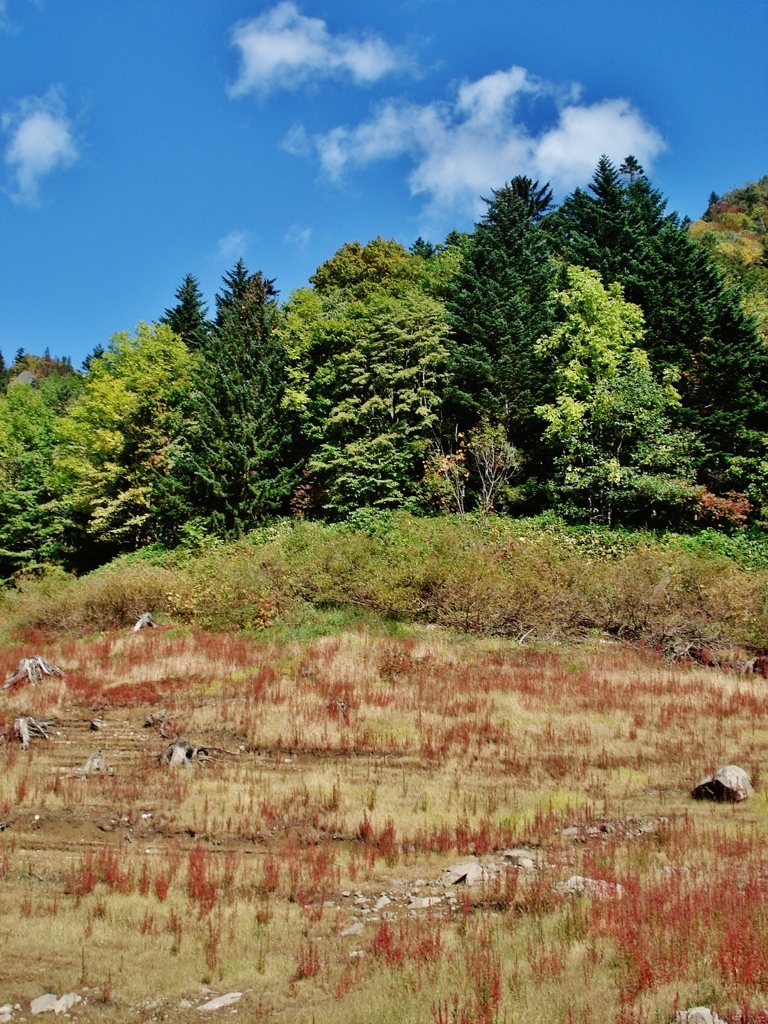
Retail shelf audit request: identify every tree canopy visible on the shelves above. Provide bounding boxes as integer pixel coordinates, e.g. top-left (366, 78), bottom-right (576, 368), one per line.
top-left (3, 160), bottom-right (767, 576)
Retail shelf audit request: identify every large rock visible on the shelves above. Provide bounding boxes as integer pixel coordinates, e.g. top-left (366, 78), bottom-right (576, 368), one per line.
top-left (692, 765), bottom-right (754, 802)
top-left (441, 862), bottom-right (485, 886)
top-left (30, 995), bottom-right (58, 1015)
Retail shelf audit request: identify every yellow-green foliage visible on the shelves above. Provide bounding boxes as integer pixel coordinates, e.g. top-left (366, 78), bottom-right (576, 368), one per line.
top-left (4, 516), bottom-right (768, 656)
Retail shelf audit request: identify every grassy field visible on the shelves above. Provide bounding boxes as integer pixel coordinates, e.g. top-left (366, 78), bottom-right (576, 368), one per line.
top-left (2, 617), bottom-right (768, 1023)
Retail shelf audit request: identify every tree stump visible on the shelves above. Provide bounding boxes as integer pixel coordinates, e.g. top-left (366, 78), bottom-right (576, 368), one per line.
top-left (81, 749), bottom-right (110, 776)
top-left (13, 717), bottom-right (52, 750)
top-left (132, 613), bottom-right (157, 633)
top-left (158, 739), bottom-right (209, 768)
top-left (2, 657), bottom-right (64, 691)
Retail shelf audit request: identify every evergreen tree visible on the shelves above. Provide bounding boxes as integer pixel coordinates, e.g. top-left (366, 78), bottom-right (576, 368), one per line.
top-left (410, 237), bottom-right (437, 260)
top-left (173, 261), bottom-right (295, 535)
top-left (161, 273), bottom-right (210, 350)
top-left (545, 157), bottom-right (768, 491)
top-left (445, 178), bottom-right (557, 438)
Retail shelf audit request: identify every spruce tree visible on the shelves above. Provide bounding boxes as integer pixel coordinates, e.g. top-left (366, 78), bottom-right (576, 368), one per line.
top-left (173, 261), bottom-right (295, 535)
top-left (445, 178), bottom-right (557, 439)
top-left (161, 273), bottom-right (210, 350)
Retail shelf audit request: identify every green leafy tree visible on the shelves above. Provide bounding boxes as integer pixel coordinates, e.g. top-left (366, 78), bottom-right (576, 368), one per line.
top-left (282, 241), bottom-right (451, 518)
top-left (536, 266), bottom-right (696, 525)
top-left (0, 372), bottom-right (80, 577)
top-left (55, 322), bottom-right (198, 553)
top-left (690, 175), bottom-right (768, 348)
top-left (546, 158), bottom-right (768, 492)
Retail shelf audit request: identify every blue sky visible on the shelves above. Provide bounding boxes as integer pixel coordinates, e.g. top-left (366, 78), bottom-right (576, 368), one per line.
top-left (0, 0), bottom-right (766, 368)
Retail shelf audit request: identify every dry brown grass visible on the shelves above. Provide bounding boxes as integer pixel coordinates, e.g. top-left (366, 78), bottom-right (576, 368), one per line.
top-left (2, 626), bottom-right (768, 1022)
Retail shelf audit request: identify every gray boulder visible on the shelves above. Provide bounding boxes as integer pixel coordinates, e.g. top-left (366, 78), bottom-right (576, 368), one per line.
top-left (441, 861), bottom-right (485, 886)
top-left (692, 765), bottom-right (753, 802)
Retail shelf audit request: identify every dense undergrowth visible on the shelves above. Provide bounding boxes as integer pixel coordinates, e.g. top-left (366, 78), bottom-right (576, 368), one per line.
top-left (4, 514), bottom-right (768, 659)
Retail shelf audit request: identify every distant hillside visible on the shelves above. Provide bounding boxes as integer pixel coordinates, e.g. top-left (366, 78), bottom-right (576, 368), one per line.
top-left (690, 175), bottom-right (768, 344)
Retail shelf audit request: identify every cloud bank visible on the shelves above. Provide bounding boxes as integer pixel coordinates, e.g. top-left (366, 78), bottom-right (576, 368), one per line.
top-left (308, 66), bottom-right (665, 219)
top-left (2, 88), bottom-right (78, 206)
top-left (229, 2), bottom-right (409, 96)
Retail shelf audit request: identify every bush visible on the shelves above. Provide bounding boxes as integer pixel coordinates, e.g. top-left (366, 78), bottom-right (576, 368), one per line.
top-left (4, 514), bottom-right (768, 656)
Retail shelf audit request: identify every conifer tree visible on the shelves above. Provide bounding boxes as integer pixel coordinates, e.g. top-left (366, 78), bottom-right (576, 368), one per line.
top-left (173, 261), bottom-right (295, 535)
top-left (445, 177), bottom-right (557, 438)
top-left (161, 273), bottom-right (210, 350)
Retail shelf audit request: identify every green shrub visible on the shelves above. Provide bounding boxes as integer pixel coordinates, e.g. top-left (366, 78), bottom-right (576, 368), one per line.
top-left (4, 514), bottom-right (768, 655)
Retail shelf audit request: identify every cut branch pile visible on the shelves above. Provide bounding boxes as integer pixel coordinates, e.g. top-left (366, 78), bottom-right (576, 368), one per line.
top-left (2, 656), bottom-right (64, 691)
top-left (13, 716), bottom-right (52, 750)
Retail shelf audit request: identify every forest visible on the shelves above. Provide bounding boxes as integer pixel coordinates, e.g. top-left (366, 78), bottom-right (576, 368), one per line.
top-left (1, 157), bottom-right (767, 582)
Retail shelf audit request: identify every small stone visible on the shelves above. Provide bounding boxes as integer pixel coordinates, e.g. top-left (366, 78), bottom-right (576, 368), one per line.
top-left (179, 1001), bottom-right (193, 1009)
top-left (373, 895), bottom-right (391, 911)
top-left (341, 922), bottom-right (364, 936)
top-left (557, 875), bottom-right (623, 900)
top-left (198, 993), bottom-right (242, 1012)
top-left (340, 890), bottom-right (351, 897)
top-left (53, 994), bottom-right (81, 1015)
top-left (349, 950), bottom-right (365, 958)
top-left (408, 896), bottom-right (442, 910)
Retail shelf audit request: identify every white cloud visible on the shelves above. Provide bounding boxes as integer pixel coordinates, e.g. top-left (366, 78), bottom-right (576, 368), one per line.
top-left (284, 223), bottom-right (312, 248)
top-left (306, 66), bottom-right (665, 220)
top-left (228, 2), bottom-right (409, 96)
top-left (217, 230), bottom-right (248, 261)
top-left (2, 88), bottom-right (78, 206)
